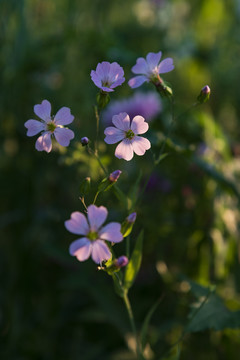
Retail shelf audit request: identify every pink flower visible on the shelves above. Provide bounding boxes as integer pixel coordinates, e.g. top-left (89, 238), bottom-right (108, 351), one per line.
top-left (90, 61), bottom-right (125, 92)
top-left (128, 51), bottom-right (174, 89)
top-left (104, 112), bottom-right (151, 161)
top-left (24, 100), bottom-right (74, 153)
top-left (65, 205), bottom-right (123, 264)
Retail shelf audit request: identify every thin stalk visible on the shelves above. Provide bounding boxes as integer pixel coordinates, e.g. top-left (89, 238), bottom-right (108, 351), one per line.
top-left (94, 105), bottom-right (100, 154)
top-left (126, 236), bottom-right (130, 259)
top-left (93, 191), bottom-right (100, 205)
top-left (123, 290), bottom-right (143, 360)
top-left (87, 146), bottom-right (108, 175)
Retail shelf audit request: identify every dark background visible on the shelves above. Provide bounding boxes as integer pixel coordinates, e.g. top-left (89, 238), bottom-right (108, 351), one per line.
top-left (1, 0), bottom-right (240, 359)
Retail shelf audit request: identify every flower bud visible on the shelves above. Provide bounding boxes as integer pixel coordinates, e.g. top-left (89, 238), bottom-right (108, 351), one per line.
top-left (197, 85), bottom-right (211, 103)
top-left (127, 212), bottom-right (137, 223)
top-left (108, 170), bottom-right (122, 183)
top-left (79, 177), bottom-right (91, 195)
top-left (98, 170), bottom-right (122, 193)
top-left (81, 137), bottom-right (89, 146)
top-left (121, 212), bottom-right (137, 237)
top-left (115, 256), bottom-right (129, 268)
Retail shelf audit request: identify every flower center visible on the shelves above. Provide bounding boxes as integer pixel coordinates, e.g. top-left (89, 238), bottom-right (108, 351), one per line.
top-left (47, 121), bottom-right (57, 133)
top-left (87, 230), bottom-right (99, 241)
top-left (102, 80), bottom-right (111, 87)
top-left (125, 129), bottom-right (135, 140)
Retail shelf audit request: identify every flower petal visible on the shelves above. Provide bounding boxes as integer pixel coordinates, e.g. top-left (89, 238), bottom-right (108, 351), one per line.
top-left (110, 77), bottom-right (125, 88)
top-left (131, 115), bottom-right (149, 134)
top-left (128, 76), bottom-right (147, 89)
top-left (112, 112), bottom-right (130, 131)
top-left (87, 205), bottom-right (108, 231)
top-left (158, 58), bottom-right (174, 74)
top-left (96, 61), bottom-right (111, 78)
top-left (91, 240), bottom-right (111, 264)
top-left (24, 119), bottom-right (45, 136)
top-left (69, 238), bottom-right (92, 261)
top-left (132, 136), bottom-right (151, 156)
top-left (104, 127), bottom-right (125, 144)
top-left (146, 51), bottom-right (162, 70)
top-left (99, 86), bottom-right (114, 92)
top-left (99, 222), bottom-right (123, 243)
top-left (90, 70), bottom-right (102, 87)
top-left (131, 57), bottom-right (148, 74)
top-left (34, 100), bottom-right (51, 121)
top-left (35, 132), bottom-right (52, 152)
top-left (115, 139), bottom-right (134, 161)
top-left (54, 127), bottom-right (74, 147)
top-left (108, 62), bottom-right (125, 83)
top-left (65, 211), bottom-right (89, 235)
top-left (54, 107), bottom-right (74, 125)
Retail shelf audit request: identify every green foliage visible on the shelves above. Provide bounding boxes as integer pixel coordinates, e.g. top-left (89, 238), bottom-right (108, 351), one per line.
top-left (124, 231), bottom-right (144, 291)
top-left (186, 281), bottom-right (240, 333)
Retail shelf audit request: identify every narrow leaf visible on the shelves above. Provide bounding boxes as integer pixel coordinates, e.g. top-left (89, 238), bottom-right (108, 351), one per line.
top-left (124, 230), bottom-right (144, 290)
top-left (140, 297), bottom-right (163, 350)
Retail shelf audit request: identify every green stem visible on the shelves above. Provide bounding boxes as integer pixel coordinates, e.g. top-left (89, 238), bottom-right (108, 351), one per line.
top-left (123, 290), bottom-right (143, 360)
top-left (87, 146), bottom-right (108, 175)
top-left (94, 105), bottom-right (100, 154)
top-left (93, 191), bottom-right (100, 205)
top-left (126, 236), bottom-right (130, 259)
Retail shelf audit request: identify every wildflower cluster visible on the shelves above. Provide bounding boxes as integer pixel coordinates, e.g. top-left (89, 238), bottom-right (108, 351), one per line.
top-left (25, 50), bottom-right (211, 359)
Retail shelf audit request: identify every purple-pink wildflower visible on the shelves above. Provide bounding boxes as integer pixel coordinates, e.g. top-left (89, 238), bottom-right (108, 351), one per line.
top-left (65, 205), bottom-right (123, 264)
top-left (24, 100), bottom-right (74, 153)
top-left (104, 112), bottom-right (151, 161)
top-left (128, 51), bottom-right (174, 89)
top-left (90, 61), bottom-right (125, 92)
top-left (102, 91), bottom-right (161, 125)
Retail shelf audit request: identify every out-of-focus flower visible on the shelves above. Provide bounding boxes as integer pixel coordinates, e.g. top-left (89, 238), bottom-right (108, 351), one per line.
top-left (24, 100), bottom-right (74, 153)
top-left (65, 205), bottom-right (123, 264)
top-left (104, 112), bottom-right (151, 161)
top-left (128, 51), bottom-right (174, 89)
top-left (90, 61), bottom-right (125, 92)
top-left (108, 170), bottom-right (122, 183)
top-left (102, 91), bottom-right (161, 125)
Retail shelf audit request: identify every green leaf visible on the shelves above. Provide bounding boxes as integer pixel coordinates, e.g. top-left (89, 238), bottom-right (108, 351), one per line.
top-left (154, 152), bottom-right (169, 165)
top-left (140, 297), bottom-right (162, 350)
top-left (186, 281), bottom-right (240, 332)
top-left (161, 345), bottom-right (181, 360)
top-left (128, 170), bottom-right (142, 211)
top-left (124, 230), bottom-right (144, 290)
top-left (112, 273), bottom-right (124, 298)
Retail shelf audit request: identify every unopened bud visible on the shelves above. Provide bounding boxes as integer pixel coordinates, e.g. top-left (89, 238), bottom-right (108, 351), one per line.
top-left (79, 177), bottom-right (91, 195)
top-left (127, 212), bottom-right (137, 223)
top-left (81, 137), bottom-right (89, 146)
top-left (115, 256), bottom-right (129, 268)
top-left (121, 212), bottom-right (137, 237)
top-left (197, 85), bottom-right (211, 103)
top-left (109, 170), bottom-right (122, 183)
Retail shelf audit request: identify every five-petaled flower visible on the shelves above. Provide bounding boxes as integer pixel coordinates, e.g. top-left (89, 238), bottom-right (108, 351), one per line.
top-left (128, 51), bottom-right (174, 89)
top-left (104, 112), bottom-right (151, 161)
top-left (65, 205), bottom-right (123, 264)
top-left (90, 61), bottom-right (125, 92)
top-left (24, 100), bottom-right (74, 153)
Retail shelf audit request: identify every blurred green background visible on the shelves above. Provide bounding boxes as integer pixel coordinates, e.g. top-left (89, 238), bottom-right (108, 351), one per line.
top-left (1, 0), bottom-right (240, 359)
